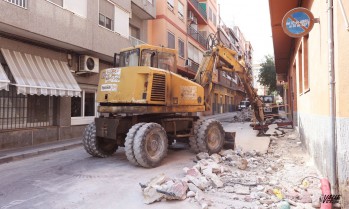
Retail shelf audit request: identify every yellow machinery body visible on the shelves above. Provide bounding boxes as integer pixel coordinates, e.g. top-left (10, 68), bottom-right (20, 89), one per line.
top-left (97, 66), bottom-right (205, 114)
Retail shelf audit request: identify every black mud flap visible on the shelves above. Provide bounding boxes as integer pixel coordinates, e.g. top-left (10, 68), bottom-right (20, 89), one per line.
top-left (224, 132), bottom-right (236, 150)
top-left (95, 118), bottom-right (119, 140)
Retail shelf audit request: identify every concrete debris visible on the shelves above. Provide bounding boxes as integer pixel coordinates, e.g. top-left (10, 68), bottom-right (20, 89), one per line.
top-left (234, 184), bottom-right (250, 195)
top-left (196, 152), bottom-right (209, 160)
top-left (141, 129), bottom-right (322, 208)
top-left (237, 158), bottom-right (248, 170)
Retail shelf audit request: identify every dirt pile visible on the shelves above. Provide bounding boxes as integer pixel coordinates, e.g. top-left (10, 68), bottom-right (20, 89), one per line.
top-left (140, 130), bottom-right (322, 209)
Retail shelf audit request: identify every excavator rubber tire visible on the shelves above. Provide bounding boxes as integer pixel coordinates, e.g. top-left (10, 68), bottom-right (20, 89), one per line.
top-left (125, 123), bottom-right (145, 166)
top-left (133, 123), bottom-right (168, 168)
top-left (196, 119), bottom-right (225, 154)
top-left (189, 119), bottom-right (204, 153)
top-left (83, 122), bottom-right (118, 158)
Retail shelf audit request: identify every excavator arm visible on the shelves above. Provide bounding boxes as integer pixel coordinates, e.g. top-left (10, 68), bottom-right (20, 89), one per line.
top-left (195, 43), bottom-right (265, 126)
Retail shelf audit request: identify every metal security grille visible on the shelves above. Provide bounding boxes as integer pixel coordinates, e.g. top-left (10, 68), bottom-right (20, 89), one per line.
top-left (4, 0), bottom-right (27, 8)
top-left (0, 65), bottom-right (53, 130)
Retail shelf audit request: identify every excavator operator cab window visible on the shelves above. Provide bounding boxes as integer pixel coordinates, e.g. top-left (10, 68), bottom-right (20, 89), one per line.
top-left (141, 50), bottom-right (158, 68)
top-left (158, 52), bottom-right (175, 72)
top-left (119, 49), bottom-right (139, 67)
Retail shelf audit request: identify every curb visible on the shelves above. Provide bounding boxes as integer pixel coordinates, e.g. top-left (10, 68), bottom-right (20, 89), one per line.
top-left (0, 141), bottom-right (82, 165)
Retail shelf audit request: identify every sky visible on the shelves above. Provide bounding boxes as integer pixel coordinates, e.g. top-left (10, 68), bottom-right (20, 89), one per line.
top-left (217, 0), bottom-right (274, 64)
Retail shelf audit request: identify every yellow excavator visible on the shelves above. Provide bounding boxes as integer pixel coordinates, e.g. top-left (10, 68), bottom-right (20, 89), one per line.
top-left (83, 38), bottom-right (265, 168)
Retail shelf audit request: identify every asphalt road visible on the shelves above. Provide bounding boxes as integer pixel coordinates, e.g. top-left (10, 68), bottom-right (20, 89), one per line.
top-left (0, 145), bottom-right (200, 209)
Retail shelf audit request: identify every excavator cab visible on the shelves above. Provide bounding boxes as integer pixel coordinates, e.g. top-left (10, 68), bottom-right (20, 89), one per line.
top-left (115, 45), bottom-right (177, 72)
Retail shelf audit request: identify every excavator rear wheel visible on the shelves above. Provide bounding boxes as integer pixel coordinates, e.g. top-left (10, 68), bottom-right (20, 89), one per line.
top-left (133, 123), bottom-right (168, 168)
top-left (189, 119), bottom-right (204, 153)
top-left (83, 122), bottom-right (118, 158)
top-left (197, 119), bottom-right (225, 154)
top-left (125, 123), bottom-right (145, 166)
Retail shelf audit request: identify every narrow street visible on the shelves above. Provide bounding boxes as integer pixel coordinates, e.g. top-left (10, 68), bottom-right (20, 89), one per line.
top-left (0, 115), bottom-right (322, 209)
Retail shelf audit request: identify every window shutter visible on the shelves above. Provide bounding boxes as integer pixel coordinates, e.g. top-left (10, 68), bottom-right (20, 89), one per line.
top-left (114, 6), bottom-right (130, 38)
top-left (99, 0), bottom-right (114, 19)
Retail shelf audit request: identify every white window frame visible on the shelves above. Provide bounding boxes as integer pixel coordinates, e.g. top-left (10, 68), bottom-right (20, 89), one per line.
top-left (4, 0), bottom-right (27, 9)
top-left (178, 38), bottom-right (185, 58)
top-left (71, 88), bottom-right (98, 125)
top-left (167, 0), bottom-right (174, 11)
top-left (178, 1), bottom-right (184, 20)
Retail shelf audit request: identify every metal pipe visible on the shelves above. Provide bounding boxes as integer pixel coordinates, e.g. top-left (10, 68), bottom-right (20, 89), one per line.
top-left (327, 0), bottom-right (338, 194)
top-left (338, 0), bottom-right (349, 31)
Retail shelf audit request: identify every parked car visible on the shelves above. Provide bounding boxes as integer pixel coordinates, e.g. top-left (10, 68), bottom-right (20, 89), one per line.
top-left (238, 101), bottom-right (250, 111)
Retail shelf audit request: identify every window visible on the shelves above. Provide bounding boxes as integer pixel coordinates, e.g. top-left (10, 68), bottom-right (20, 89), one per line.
top-left (297, 43), bottom-right (303, 94)
top-left (71, 89), bottom-right (97, 125)
top-left (178, 1), bottom-right (184, 20)
top-left (64, 0), bottom-right (87, 17)
top-left (48, 0), bottom-right (63, 6)
top-left (4, 0), bottom-right (27, 8)
top-left (0, 65), bottom-right (53, 130)
top-left (114, 5), bottom-right (130, 38)
top-left (303, 36), bottom-right (309, 91)
top-left (213, 14), bottom-right (217, 26)
top-left (178, 39), bottom-right (185, 58)
top-left (167, 31), bottom-right (175, 49)
top-left (141, 50), bottom-right (158, 67)
top-left (120, 49), bottom-right (140, 67)
top-left (209, 7), bottom-right (212, 21)
top-left (167, 0), bottom-right (174, 11)
top-left (158, 52), bottom-right (176, 72)
top-left (130, 25), bottom-right (140, 39)
top-left (99, 0), bottom-right (114, 30)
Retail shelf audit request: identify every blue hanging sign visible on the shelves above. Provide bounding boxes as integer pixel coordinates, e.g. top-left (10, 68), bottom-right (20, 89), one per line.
top-left (282, 8), bottom-right (315, 38)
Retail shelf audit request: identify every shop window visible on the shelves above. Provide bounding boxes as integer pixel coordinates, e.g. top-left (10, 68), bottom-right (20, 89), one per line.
top-left (71, 89), bottom-right (97, 125)
top-left (0, 65), bottom-right (53, 130)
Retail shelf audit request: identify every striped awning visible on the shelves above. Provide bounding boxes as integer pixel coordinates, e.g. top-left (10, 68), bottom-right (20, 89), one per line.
top-left (0, 63), bottom-right (10, 91)
top-left (1, 48), bottom-right (81, 97)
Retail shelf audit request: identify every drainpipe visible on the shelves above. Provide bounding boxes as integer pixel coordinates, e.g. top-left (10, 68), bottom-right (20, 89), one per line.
top-left (327, 0), bottom-right (338, 194)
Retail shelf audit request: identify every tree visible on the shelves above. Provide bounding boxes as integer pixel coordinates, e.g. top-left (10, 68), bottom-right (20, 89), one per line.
top-left (257, 55), bottom-right (277, 95)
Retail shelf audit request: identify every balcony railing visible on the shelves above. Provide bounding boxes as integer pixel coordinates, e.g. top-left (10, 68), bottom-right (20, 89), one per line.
top-left (129, 36), bottom-right (146, 46)
top-left (187, 25), bottom-right (207, 49)
top-left (189, 0), bottom-right (207, 20)
top-left (187, 58), bottom-right (200, 73)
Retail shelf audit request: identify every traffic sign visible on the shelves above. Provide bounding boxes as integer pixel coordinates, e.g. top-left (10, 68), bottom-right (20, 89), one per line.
top-left (282, 8), bottom-right (315, 38)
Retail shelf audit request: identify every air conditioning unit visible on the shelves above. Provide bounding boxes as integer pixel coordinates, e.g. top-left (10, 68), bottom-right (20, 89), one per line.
top-left (185, 59), bottom-right (192, 67)
top-left (78, 55), bottom-right (99, 74)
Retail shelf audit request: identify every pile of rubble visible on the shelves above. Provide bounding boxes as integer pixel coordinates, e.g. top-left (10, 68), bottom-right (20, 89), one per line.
top-left (228, 109), bottom-right (253, 123)
top-left (140, 131), bottom-right (323, 209)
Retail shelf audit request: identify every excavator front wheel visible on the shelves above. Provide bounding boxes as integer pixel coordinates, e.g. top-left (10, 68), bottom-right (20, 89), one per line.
top-left (197, 119), bottom-right (225, 154)
top-left (83, 122), bottom-right (118, 158)
top-left (189, 119), bottom-right (204, 153)
top-left (133, 123), bottom-right (168, 168)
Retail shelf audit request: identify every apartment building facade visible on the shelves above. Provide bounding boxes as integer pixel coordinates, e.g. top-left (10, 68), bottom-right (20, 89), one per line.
top-left (148, 0), bottom-right (252, 115)
top-left (0, 0), bottom-right (155, 150)
top-left (269, 0), bottom-right (349, 206)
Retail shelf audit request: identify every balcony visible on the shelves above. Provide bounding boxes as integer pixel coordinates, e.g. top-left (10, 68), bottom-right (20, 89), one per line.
top-left (187, 25), bottom-right (207, 49)
top-left (188, 0), bottom-right (207, 24)
top-left (129, 36), bottom-right (146, 46)
top-left (187, 58), bottom-right (200, 73)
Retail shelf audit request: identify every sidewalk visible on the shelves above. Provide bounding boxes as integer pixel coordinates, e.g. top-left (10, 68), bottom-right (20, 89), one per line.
top-left (0, 112), bottom-right (245, 165)
top-left (0, 138), bottom-right (82, 164)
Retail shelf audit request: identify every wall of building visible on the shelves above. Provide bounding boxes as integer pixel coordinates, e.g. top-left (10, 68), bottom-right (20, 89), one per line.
top-left (333, 0), bottom-right (349, 204)
top-left (284, 0), bottom-right (349, 205)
